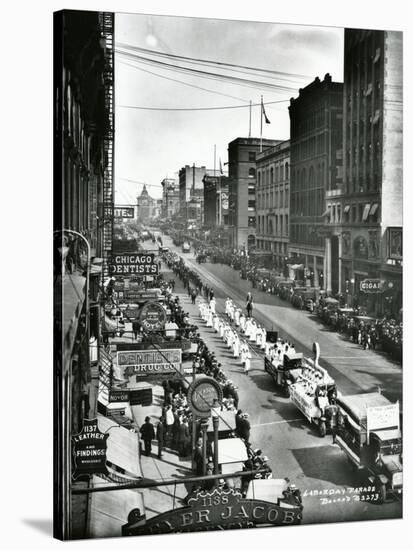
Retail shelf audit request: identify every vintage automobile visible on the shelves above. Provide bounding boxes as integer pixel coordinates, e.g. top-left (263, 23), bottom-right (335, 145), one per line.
top-left (289, 359), bottom-right (337, 437)
top-left (182, 241), bottom-right (191, 253)
top-left (336, 392), bottom-right (402, 503)
top-left (264, 349), bottom-right (304, 397)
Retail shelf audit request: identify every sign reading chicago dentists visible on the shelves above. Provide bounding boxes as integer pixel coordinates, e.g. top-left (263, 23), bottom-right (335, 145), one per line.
top-left (122, 487), bottom-right (302, 535)
top-left (109, 253), bottom-right (159, 276)
top-left (119, 348), bottom-right (182, 377)
top-left (71, 418), bottom-right (109, 480)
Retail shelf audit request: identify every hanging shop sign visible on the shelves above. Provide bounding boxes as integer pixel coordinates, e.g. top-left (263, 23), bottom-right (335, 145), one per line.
top-left (359, 278), bottom-right (384, 293)
top-left (114, 206), bottom-right (135, 218)
top-left (119, 349), bottom-right (182, 377)
top-left (116, 340), bottom-right (191, 352)
top-left (122, 487), bottom-right (302, 535)
top-left (109, 253), bottom-right (159, 276)
top-left (71, 418), bottom-right (109, 480)
top-left (109, 389), bottom-right (130, 403)
top-left (139, 300), bottom-right (167, 332)
top-left (187, 377), bottom-right (223, 418)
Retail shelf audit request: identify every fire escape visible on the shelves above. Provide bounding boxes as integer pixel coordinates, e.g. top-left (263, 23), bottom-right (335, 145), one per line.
top-left (100, 12), bottom-right (115, 278)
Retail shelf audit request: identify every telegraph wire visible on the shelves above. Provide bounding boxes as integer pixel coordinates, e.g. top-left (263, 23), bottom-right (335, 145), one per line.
top-left (119, 60), bottom-right (250, 103)
top-left (116, 42), bottom-right (311, 81)
top-left (117, 98), bottom-right (290, 112)
top-left (115, 49), bottom-right (298, 93)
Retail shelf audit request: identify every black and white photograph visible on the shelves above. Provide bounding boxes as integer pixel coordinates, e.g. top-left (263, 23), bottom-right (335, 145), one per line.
top-left (48, 2), bottom-right (407, 545)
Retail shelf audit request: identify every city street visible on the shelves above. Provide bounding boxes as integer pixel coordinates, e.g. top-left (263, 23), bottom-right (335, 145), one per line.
top-left (147, 235), bottom-right (402, 525)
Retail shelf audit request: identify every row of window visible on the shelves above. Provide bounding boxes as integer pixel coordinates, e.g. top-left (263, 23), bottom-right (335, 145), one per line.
top-left (256, 186), bottom-right (289, 210)
top-left (257, 162), bottom-right (289, 187)
top-left (256, 240), bottom-right (288, 255)
top-left (290, 163), bottom-right (325, 191)
top-left (257, 214), bottom-right (289, 237)
top-left (290, 224), bottom-right (324, 247)
top-left (290, 189), bottom-right (324, 217)
top-left (327, 202), bottom-right (380, 225)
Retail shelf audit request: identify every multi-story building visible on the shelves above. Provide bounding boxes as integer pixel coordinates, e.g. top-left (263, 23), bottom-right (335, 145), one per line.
top-left (256, 140), bottom-right (290, 269)
top-left (178, 164), bottom-right (215, 225)
top-left (161, 177), bottom-right (179, 218)
top-left (203, 174), bottom-right (229, 227)
top-left (288, 73), bottom-right (343, 288)
top-left (325, 29), bottom-right (402, 315)
top-left (136, 184), bottom-right (157, 222)
top-left (227, 137), bottom-right (280, 250)
top-left (54, 10), bottom-right (114, 540)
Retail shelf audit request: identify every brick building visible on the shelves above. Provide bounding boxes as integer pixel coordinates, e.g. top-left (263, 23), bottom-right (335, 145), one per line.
top-left (288, 74), bottom-right (343, 288)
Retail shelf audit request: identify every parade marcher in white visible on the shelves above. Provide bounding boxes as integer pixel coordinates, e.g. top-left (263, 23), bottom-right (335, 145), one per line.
top-left (210, 297), bottom-right (216, 314)
top-left (206, 307), bottom-right (213, 327)
top-left (260, 327), bottom-right (267, 350)
top-left (213, 313), bottom-right (220, 333)
top-left (244, 347), bottom-right (251, 375)
top-left (233, 333), bottom-right (240, 358)
top-left (239, 313), bottom-right (246, 333)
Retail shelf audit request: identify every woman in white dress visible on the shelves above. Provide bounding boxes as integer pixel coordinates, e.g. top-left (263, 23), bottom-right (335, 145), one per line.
top-left (206, 308), bottom-right (213, 327)
top-left (261, 327), bottom-right (267, 350)
top-left (213, 314), bottom-right (220, 333)
top-left (249, 320), bottom-right (257, 342)
top-left (244, 346), bottom-right (251, 375)
top-left (210, 297), bottom-right (216, 314)
top-left (239, 313), bottom-right (246, 333)
top-left (234, 308), bottom-right (240, 327)
top-left (219, 319), bottom-right (225, 339)
top-left (256, 325), bottom-right (262, 347)
top-left (233, 334), bottom-right (240, 358)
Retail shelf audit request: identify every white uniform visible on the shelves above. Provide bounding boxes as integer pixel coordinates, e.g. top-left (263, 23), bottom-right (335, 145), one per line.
top-left (233, 335), bottom-right (240, 358)
top-left (234, 308), bottom-right (240, 327)
top-left (210, 298), bottom-right (216, 314)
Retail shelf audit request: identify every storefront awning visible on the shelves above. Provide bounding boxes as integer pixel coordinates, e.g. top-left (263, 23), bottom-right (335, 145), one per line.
top-left (321, 208), bottom-right (331, 218)
top-left (343, 205), bottom-right (351, 213)
top-left (362, 203), bottom-right (371, 221)
top-left (213, 437), bottom-right (248, 465)
top-left (97, 415), bottom-right (142, 480)
top-left (369, 203), bottom-right (379, 216)
top-left (88, 476), bottom-right (144, 539)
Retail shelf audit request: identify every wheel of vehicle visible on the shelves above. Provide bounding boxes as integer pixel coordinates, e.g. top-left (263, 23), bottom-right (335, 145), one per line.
top-left (377, 482), bottom-right (387, 504)
top-left (318, 420), bottom-right (327, 437)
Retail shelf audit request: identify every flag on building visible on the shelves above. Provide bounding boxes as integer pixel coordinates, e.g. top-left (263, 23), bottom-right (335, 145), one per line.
top-left (219, 158), bottom-right (224, 175)
top-left (261, 98), bottom-right (271, 124)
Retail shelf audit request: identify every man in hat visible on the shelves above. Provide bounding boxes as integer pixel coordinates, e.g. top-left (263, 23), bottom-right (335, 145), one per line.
top-left (140, 416), bottom-right (155, 457)
top-left (156, 417), bottom-right (165, 458)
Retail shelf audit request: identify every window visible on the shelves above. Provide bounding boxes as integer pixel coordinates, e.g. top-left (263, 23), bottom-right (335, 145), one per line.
top-left (270, 167), bottom-right (274, 184)
top-left (248, 216), bottom-right (256, 227)
top-left (248, 199), bottom-right (256, 210)
top-left (249, 152), bottom-right (256, 162)
top-left (285, 162), bottom-right (289, 179)
top-left (248, 167), bottom-right (256, 178)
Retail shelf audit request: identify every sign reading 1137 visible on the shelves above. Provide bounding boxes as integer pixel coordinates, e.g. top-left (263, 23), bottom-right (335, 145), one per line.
top-left (109, 253), bottom-right (159, 276)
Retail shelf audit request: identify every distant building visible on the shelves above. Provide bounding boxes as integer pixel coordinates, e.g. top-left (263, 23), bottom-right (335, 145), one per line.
top-left (288, 73), bottom-right (343, 288)
top-left (161, 178), bottom-right (179, 218)
top-left (227, 137), bottom-right (281, 251)
top-left (326, 29), bottom-right (402, 316)
top-left (178, 164), bottom-right (215, 225)
top-left (203, 174), bottom-right (229, 228)
top-left (256, 140), bottom-right (290, 269)
top-left (136, 184), bottom-right (157, 222)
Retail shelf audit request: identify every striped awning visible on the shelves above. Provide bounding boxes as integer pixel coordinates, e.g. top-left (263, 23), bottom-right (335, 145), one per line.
top-left (343, 205), bottom-right (351, 213)
top-left (369, 203), bottom-right (379, 216)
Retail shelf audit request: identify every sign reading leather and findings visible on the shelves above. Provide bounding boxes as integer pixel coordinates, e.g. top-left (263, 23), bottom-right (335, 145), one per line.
top-left (122, 487), bottom-right (302, 535)
top-left (187, 377), bottom-right (223, 418)
top-left (119, 348), bottom-right (182, 377)
top-left (139, 301), bottom-right (167, 332)
top-left (71, 418), bottom-right (109, 480)
top-left (109, 253), bottom-right (158, 276)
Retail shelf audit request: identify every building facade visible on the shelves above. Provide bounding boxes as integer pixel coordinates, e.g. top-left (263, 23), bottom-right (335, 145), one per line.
top-left (54, 10), bottom-right (114, 540)
top-left (136, 184), bottom-right (157, 222)
top-left (288, 74), bottom-right (343, 289)
top-left (256, 140), bottom-right (290, 269)
top-left (228, 137), bottom-right (280, 250)
top-left (325, 29), bottom-right (402, 315)
top-left (178, 164), bottom-right (214, 225)
top-left (161, 177), bottom-right (179, 219)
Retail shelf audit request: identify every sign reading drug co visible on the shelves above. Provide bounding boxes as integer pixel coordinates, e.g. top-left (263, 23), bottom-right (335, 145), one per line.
top-left (359, 278), bottom-right (383, 293)
top-left (119, 349), bottom-right (182, 377)
top-left (109, 253), bottom-right (159, 276)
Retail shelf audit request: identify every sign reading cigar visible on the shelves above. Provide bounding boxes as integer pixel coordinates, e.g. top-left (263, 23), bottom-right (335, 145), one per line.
top-left (119, 348), bottom-right (182, 377)
top-left (122, 487), bottom-right (302, 535)
top-left (187, 377), bottom-right (223, 418)
top-left (71, 418), bottom-right (109, 480)
top-left (109, 253), bottom-right (159, 276)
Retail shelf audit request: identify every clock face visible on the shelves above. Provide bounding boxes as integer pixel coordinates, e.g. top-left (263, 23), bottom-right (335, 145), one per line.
top-left (187, 377), bottom-right (223, 417)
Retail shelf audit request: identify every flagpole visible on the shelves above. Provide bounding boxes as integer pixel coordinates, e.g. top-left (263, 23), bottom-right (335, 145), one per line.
top-left (260, 95), bottom-right (263, 152)
top-left (249, 100), bottom-right (252, 138)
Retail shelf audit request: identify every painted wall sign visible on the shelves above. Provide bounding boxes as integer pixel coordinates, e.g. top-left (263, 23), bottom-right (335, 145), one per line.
top-left (122, 487), bottom-right (302, 536)
top-left (109, 253), bottom-right (159, 276)
top-left (119, 349), bottom-right (182, 377)
top-left (71, 418), bottom-right (109, 480)
top-left (187, 377), bottom-right (223, 418)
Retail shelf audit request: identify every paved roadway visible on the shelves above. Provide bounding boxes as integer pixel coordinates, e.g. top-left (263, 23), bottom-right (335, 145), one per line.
top-left (145, 235), bottom-right (402, 525)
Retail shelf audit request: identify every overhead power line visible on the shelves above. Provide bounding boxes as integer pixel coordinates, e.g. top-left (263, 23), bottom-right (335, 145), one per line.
top-left (115, 49), bottom-right (298, 94)
top-left (117, 98), bottom-right (290, 112)
top-left (118, 177), bottom-right (162, 189)
top-left (119, 60), bottom-right (249, 103)
top-left (116, 42), bottom-right (311, 81)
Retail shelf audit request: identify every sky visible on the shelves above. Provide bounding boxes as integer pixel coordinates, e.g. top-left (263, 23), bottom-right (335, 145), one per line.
top-left (114, 13), bottom-right (344, 204)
